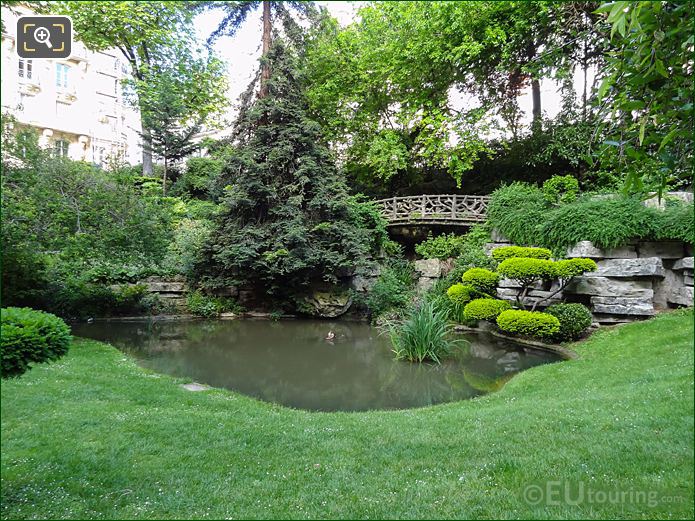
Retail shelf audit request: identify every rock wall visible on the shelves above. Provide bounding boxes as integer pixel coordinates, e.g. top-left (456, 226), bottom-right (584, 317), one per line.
top-left (486, 235), bottom-right (693, 324)
top-left (137, 276), bottom-right (188, 310)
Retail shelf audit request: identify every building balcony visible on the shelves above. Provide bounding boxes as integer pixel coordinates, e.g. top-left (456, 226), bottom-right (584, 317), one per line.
top-left (18, 77), bottom-right (41, 95)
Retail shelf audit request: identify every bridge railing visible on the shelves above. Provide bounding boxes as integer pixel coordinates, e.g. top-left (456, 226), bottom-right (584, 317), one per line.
top-left (373, 194), bottom-right (491, 225)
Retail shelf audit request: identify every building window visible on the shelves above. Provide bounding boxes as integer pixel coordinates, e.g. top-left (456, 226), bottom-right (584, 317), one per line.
top-left (56, 101), bottom-right (70, 118)
top-left (53, 139), bottom-right (70, 158)
top-left (18, 59), bottom-right (32, 79)
top-left (56, 63), bottom-right (69, 89)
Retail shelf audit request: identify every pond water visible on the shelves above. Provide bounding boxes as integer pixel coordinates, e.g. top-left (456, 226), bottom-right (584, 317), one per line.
top-left (73, 319), bottom-right (562, 412)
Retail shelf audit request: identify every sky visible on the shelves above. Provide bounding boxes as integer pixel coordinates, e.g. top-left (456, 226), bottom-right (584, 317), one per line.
top-left (193, 1), bottom-right (593, 135)
top-left (194, 1), bottom-right (361, 124)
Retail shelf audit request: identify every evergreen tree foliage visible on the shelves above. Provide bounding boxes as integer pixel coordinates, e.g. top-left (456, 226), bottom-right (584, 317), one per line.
top-left (194, 41), bottom-right (386, 302)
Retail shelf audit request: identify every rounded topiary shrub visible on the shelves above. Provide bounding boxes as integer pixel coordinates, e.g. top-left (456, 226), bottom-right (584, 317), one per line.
top-left (447, 283), bottom-right (476, 305)
top-left (554, 258), bottom-right (597, 279)
top-left (546, 303), bottom-right (593, 341)
top-left (496, 258), bottom-right (557, 283)
top-left (491, 246), bottom-right (552, 262)
top-left (461, 268), bottom-right (499, 295)
top-left (496, 309), bottom-right (560, 341)
top-left (463, 298), bottom-right (512, 322)
top-left (1, 307), bottom-right (71, 378)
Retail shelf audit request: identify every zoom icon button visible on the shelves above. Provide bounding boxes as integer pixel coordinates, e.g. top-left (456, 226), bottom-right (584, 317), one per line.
top-left (17, 16), bottom-right (72, 59)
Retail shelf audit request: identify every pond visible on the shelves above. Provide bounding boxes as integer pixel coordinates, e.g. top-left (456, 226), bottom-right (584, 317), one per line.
top-left (73, 319), bottom-right (563, 412)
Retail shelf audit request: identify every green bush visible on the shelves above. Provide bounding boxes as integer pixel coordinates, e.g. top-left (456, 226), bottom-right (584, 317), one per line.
top-left (112, 284), bottom-right (148, 314)
top-left (537, 195), bottom-right (659, 253)
top-left (491, 246), bottom-right (552, 261)
top-left (542, 175), bottom-right (579, 205)
top-left (655, 200), bottom-right (694, 244)
top-left (463, 298), bottom-right (512, 322)
top-left (186, 291), bottom-right (242, 318)
top-left (486, 183), bottom-right (550, 246)
top-left (496, 309), bottom-right (560, 341)
top-left (1, 307), bottom-right (71, 378)
top-left (170, 156), bottom-right (224, 199)
top-left (546, 303), bottom-right (593, 341)
top-left (554, 258), bottom-right (597, 279)
top-left (461, 268), bottom-right (499, 295)
top-left (385, 301), bottom-right (462, 363)
top-left (415, 232), bottom-right (467, 260)
top-left (496, 258), bottom-right (557, 284)
top-left (447, 283), bottom-right (476, 305)
top-left (162, 219), bottom-right (214, 278)
top-left (365, 259), bottom-right (415, 321)
top-left (488, 182), bottom-right (694, 253)
top-left (48, 280), bottom-right (119, 319)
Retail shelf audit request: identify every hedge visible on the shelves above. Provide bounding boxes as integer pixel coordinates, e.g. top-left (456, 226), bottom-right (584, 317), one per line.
top-left (496, 309), bottom-right (560, 340)
top-left (447, 283), bottom-right (476, 305)
top-left (1, 307), bottom-right (71, 378)
top-left (461, 268), bottom-right (499, 295)
top-left (463, 298), bottom-right (512, 322)
top-left (491, 246), bottom-right (552, 262)
top-left (546, 303), bottom-right (593, 341)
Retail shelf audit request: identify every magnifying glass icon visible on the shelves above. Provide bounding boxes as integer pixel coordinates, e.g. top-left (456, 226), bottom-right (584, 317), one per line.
top-left (34, 26), bottom-right (52, 49)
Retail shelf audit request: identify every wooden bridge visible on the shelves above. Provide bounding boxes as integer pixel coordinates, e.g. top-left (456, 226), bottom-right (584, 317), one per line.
top-left (373, 194), bottom-right (491, 226)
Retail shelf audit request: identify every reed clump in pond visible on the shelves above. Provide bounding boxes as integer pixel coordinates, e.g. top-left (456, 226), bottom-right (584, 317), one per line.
top-left (382, 300), bottom-right (465, 363)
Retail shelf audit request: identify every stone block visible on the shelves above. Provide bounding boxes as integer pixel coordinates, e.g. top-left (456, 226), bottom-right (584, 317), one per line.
top-left (416, 277), bottom-right (436, 293)
top-left (484, 243), bottom-right (513, 256)
top-left (212, 286), bottom-right (238, 297)
top-left (566, 241), bottom-right (603, 258)
top-left (143, 281), bottom-right (186, 293)
top-left (637, 241), bottom-right (685, 259)
top-left (592, 313), bottom-right (640, 325)
top-left (590, 296), bottom-right (654, 316)
top-left (589, 257), bottom-right (664, 278)
top-left (672, 257), bottom-right (694, 271)
top-left (496, 288), bottom-right (562, 307)
top-left (667, 287), bottom-right (694, 307)
top-left (565, 276), bottom-right (653, 298)
top-left (566, 241), bottom-right (636, 259)
top-left (299, 290), bottom-right (352, 318)
top-left (653, 268), bottom-right (681, 309)
top-left (350, 275), bottom-right (377, 293)
top-left (685, 273), bottom-right (694, 287)
top-left (491, 229), bottom-right (510, 243)
top-left (414, 258), bottom-right (441, 278)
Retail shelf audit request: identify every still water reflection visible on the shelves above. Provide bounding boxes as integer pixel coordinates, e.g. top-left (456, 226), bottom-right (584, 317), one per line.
top-left (73, 319), bottom-right (562, 412)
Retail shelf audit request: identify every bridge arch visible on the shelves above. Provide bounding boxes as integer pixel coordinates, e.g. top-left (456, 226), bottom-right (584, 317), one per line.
top-left (373, 194), bottom-right (491, 227)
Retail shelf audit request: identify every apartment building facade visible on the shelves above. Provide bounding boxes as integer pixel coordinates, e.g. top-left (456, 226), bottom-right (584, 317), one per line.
top-left (1, 5), bottom-right (143, 166)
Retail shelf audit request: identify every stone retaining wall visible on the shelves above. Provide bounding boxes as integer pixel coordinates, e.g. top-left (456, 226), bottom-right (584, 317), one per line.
top-left (487, 235), bottom-right (693, 324)
top-left (137, 276), bottom-right (188, 310)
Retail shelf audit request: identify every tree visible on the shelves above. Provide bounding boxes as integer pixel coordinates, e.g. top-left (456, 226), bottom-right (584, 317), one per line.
top-left (55, 1), bottom-right (208, 175)
top-left (305, 2), bottom-right (607, 192)
top-left (135, 48), bottom-right (228, 194)
top-left (594, 1), bottom-right (693, 195)
top-left (198, 0), bottom-right (315, 98)
top-left (194, 41), bottom-right (386, 304)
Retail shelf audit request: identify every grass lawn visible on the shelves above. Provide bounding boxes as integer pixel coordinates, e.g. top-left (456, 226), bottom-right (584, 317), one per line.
top-left (1, 310), bottom-right (693, 519)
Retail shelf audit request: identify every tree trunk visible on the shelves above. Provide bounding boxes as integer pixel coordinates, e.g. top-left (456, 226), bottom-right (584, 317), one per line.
top-left (162, 154), bottom-right (168, 196)
top-left (141, 126), bottom-right (154, 175)
top-left (259, 0), bottom-right (272, 99)
top-left (531, 78), bottom-right (541, 131)
top-left (582, 38), bottom-right (588, 121)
